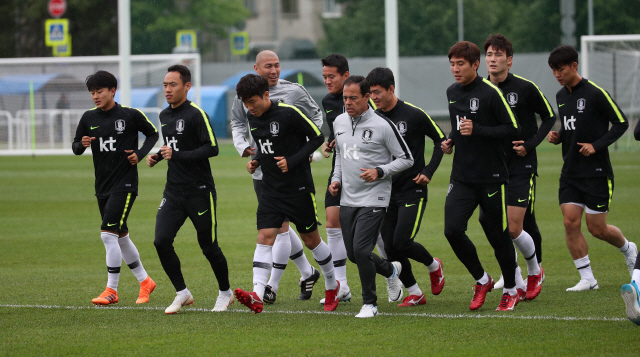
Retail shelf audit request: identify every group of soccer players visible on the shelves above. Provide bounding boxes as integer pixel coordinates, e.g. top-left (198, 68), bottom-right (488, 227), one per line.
top-left (73, 33), bottom-right (640, 323)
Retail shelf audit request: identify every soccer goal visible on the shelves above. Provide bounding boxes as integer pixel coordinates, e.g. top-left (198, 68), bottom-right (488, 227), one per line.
top-left (0, 53), bottom-right (200, 154)
top-left (581, 34), bottom-right (640, 150)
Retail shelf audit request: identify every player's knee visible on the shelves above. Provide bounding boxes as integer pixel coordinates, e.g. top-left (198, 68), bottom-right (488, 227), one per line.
top-left (153, 236), bottom-right (172, 251)
top-left (444, 227), bottom-right (463, 241)
top-left (353, 248), bottom-right (370, 263)
top-left (587, 224), bottom-right (607, 239)
top-left (563, 217), bottom-right (581, 231)
top-left (508, 225), bottom-right (522, 239)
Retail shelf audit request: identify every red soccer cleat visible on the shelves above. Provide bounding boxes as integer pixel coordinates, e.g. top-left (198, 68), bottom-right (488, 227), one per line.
top-left (429, 258), bottom-right (445, 295)
top-left (324, 281), bottom-right (340, 311)
top-left (517, 288), bottom-right (527, 302)
top-left (496, 292), bottom-right (520, 311)
top-left (397, 294), bottom-right (426, 307)
top-left (470, 276), bottom-right (494, 310)
top-left (526, 266), bottom-right (544, 301)
top-left (234, 288), bottom-right (263, 314)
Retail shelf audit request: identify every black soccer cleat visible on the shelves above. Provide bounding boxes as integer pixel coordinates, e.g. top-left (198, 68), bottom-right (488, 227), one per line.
top-left (263, 285), bottom-right (277, 304)
top-left (298, 267), bottom-right (320, 300)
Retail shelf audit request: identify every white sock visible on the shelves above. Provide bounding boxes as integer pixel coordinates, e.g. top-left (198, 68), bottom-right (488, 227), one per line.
top-left (632, 270), bottom-right (640, 283)
top-left (515, 266), bottom-right (526, 291)
top-left (504, 287), bottom-right (517, 296)
top-left (311, 240), bottom-right (338, 290)
top-left (327, 228), bottom-right (348, 287)
top-left (253, 244), bottom-right (272, 301)
top-left (477, 271), bottom-right (489, 285)
top-left (513, 230), bottom-right (540, 275)
top-left (267, 232), bottom-right (290, 292)
top-left (177, 288), bottom-right (191, 296)
top-left (619, 238), bottom-right (635, 259)
top-left (376, 234), bottom-right (387, 260)
top-left (574, 255), bottom-right (596, 282)
top-left (101, 232), bottom-right (121, 291)
top-left (407, 283), bottom-right (423, 296)
top-left (219, 289), bottom-right (232, 296)
top-left (427, 259), bottom-right (439, 273)
top-left (118, 234), bottom-right (148, 283)
top-left (288, 227), bottom-right (313, 280)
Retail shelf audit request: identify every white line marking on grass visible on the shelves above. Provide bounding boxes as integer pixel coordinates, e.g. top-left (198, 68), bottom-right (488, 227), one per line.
top-left (0, 304), bottom-right (627, 322)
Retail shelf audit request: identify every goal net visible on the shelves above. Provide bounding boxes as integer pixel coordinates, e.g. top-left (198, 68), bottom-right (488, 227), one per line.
top-left (581, 35), bottom-right (640, 150)
top-left (0, 53), bottom-right (200, 154)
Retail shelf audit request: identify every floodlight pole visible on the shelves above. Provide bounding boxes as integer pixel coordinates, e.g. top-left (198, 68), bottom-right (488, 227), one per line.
top-left (385, 0), bottom-right (400, 97)
top-left (118, 0), bottom-right (131, 107)
top-left (458, 0), bottom-right (464, 42)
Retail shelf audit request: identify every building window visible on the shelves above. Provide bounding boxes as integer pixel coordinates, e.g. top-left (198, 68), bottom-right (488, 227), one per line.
top-left (322, 0), bottom-right (342, 18)
top-left (281, 0), bottom-right (298, 17)
top-left (244, 0), bottom-right (258, 18)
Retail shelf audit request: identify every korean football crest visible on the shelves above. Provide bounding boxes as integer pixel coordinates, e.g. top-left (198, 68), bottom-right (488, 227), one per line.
top-left (507, 92), bottom-right (518, 106)
top-left (396, 121), bottom-right (408, 135)
top-left (362, 129), bottom-right (373, 142)
top-left (270, 121), bottom-right (280, 135)
top-left (470, 98), bottom-right (479, 112)
top-left (176, 119), bottom-right (185, 133)
top-left (115, 119), bottom-right (125, 133)
top-left (577, 98), bottom-right (586, 111)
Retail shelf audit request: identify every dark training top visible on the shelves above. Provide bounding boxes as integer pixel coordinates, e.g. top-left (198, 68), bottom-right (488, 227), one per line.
top-left (377, 99), bottom-right (446, 197)
top-left (155, 100), bottom-right (219, 195)
top-left (446, 75), bottom-right (520, 184)
top-left (249, 101), bottom-right (324, 197)
top-left (72, 103), bottom-right (159, 196)
top-left (490, 73), bottom-right (556, 175)
top-left (555, 78), bottom-right (628, 178)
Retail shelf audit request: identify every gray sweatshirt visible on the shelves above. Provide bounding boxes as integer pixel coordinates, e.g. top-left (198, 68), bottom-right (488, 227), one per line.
top-left (331, 107), bottom-right (413, 207)
top-left (231, 79), bottom-right (323, 179)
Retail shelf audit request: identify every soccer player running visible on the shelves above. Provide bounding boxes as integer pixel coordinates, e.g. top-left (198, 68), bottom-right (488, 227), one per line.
top-left (480, 34), bottom-right (555, 301)
top-left (546, 45), bottom-right (637, 292)
top-left (621, 119), bottom-right (640, 325)
top-left (72, 70), bottom-right (158, 306)
top-left (329, 76), bottom-right (412, 318)
top-left (365, 67), bottom-right (446, 306)
top-left (441, 41), bottom-right (521, 311)
top-left (146, 65), bottom-right (233, 314)
top-left (233, 74), bottom-right (340, 314)
top-left (231, 50), bottom-right (322, 304)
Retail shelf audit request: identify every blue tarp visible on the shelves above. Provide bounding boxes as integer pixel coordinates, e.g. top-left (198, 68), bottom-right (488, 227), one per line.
top-left (0, 74), bottom-right (65, 95)
top-left (114, 87), bottom-right (159, 109)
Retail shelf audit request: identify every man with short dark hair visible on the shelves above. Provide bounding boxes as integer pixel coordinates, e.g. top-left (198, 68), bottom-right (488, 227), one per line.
top-left (366, 67), bottom-right (446, 307)
top-left (329, 76), bottom-right (412, 318)
top-left (480, 34), bottom-right (556, 301)
top-left (72, 70), bottom-right (158, 306)
top-left (147, 65), bottom-right (233, 314)
top-left (231, 51), bottom-right (323, 303)
top-left (233, 74), bottom-right (340, 314)
top-left (442, 41), bottom-right (521, 311)
top-left (546, 45), bottom-right (636, 292)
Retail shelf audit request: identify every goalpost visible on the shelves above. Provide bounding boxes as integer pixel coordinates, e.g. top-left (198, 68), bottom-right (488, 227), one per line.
top-left (0, 53), bottom-right (201, 154)
top-left (581, 34), bottom-right (640, 150)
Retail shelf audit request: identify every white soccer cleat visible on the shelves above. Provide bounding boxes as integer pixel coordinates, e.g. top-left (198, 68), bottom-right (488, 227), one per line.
top-left (625, 242), bottom-right (638, 277)
top-left (165, 293), bottom-right (194, 314)
top-left (212, 292), bottom-right (234, 312)
top-left (355, 304), bottom-right (378, 318)
top-left (566, 279), bottom-right (599, 292)
top-left (386, 261), bottom-right (403, 302)
top-left (319, 286), bottom-right (352, 305)
top-left (493, 274), bottom-right (505, 289)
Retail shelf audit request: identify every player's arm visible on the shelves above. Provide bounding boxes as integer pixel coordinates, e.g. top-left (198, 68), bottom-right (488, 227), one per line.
top-left (329, 137), bottom-right (342, 195)
top-left (421, 111), bottom-right (446, 180)
top-left (285, 108), bottom-right (325, 170)
top-left (377, 120), bottom-right (414, 178)
top-left (292, 85), bottom-right (323, 129)
top-left (130, 109), bottom-right (159, 162)
top-left (521, 85), bottom-right (557, 154)
top-left (473, 91), bottom-right (520, 138)
top-left (72, 115), bottom-right (91, 155)
top-left (171, 110), bottom-right (219, 160)
top-left (230, 97), bottom-right (255, 157)
top-left (589, 88), bottom-right (629, 153)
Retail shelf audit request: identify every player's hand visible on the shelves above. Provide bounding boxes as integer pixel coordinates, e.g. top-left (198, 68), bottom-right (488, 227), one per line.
top-left (247, 160), bottom-right (259, 174)
top-left (578, 142), bottom-right (596, 156)
top-left (242, 146), bottom-right (256, 157)
top-left (460, 118), bottom-right (473, 136)
top-left (146, 153), bottom-right (158, 167)
top-left (321, 142), bottom-right (332, 158)
top-left (413, 173), bottom-right (430, 185)
top-left (328, 181), bottom-right (340, 196)
top-left (81, 136), bottom-right (95, 148)
top-left (125, 150), bottom-right (139, 165)
top-left (275, 156), bottom-right (289, 172)
top-left (160, 145), bottom-right (173, 160)
top-left (441, 139), bottom-right (453, 154)
top-left (359, 168), bottom-right (378, 182)
top-left (512, 140), bottom-right (528, 157)
top-left (547, 131), bottom-right (560, 144)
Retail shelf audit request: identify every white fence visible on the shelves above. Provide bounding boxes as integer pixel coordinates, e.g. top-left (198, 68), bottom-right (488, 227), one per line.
top-left (0, 108), bottom-right (163, 155)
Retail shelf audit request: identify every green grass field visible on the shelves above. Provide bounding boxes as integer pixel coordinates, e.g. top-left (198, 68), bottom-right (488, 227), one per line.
top-left (1, 142), bottom-right (639, 356)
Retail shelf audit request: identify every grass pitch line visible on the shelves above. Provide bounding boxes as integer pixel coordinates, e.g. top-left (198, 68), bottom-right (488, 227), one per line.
top-left (0, 304), bottom-right (627, 322)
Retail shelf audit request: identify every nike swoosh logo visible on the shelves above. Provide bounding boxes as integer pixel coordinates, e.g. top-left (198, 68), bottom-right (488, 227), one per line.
top-left (90, 126), bottom-right (99, 130)
top-left (373, 209), bottom-right (382, 213)
top-left (326, 110), bottom-right (333, 113)
top-left (518, 198), bottom-right (526, 202)
top-left (405, 203), bottom-right (416, 207)
top-left (198, 210), bottom-right (208, 215)
top-left (597, 204), bottom-right (605, 208)
top-left (559, 103), bottom-right (565, 107)
top-left (161, 124), bottom-right (168, 127)
top-left (251, 128), bottom-right (257, 131)
top-left (306, 224), bottom-right (315, 230)
top-left (449, 101), bottom-right (456, 104)
top-left (488, 191), bottom-right (498, 197)
top-left (336, 132), bottom-right (345, 136)
top-left (107, 223), bottom-right (117, 226)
